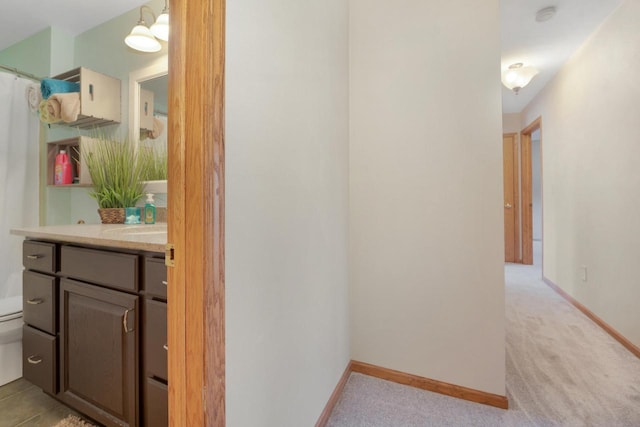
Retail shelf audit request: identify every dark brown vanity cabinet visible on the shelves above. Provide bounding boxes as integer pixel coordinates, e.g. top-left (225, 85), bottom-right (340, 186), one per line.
top-left (142, 257), bottom-right (168, 427)
top-left (21, 240), bottom-right (167, 427)
top-left (22, 241), bottom-right (58, 395)
top-left (59, 279), bottom-right (139, 427)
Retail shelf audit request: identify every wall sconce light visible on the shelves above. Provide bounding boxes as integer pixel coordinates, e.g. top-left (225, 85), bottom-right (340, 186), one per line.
top-left (501, 63), bottom-right (538, 94)
top-left (125, 1), bottom-right (169, 53)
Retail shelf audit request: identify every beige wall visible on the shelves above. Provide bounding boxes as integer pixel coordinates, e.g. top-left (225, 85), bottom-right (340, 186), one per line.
top-left (349, 0), bottom-right (506, 395)
top-left (522, 0), bottom-right (640, 346)
top-left (226, 0), bottom-right (350, 425)
top-left (502, 112), bottom-right (522, 134)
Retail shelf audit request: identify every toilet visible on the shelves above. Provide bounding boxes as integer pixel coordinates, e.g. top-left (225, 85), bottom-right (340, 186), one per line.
top-left (0, 296), bottom-right (23, 386)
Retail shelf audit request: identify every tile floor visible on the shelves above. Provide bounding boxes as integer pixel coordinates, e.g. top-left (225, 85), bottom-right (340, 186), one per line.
top-left (0, 378), bottom-right (82, 427)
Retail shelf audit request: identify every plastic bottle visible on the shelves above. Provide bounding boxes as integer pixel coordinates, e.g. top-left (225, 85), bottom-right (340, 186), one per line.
top-left (54, 149), bottom-right (73, 185)
top-left (144, 193), bottom-right (156, 224)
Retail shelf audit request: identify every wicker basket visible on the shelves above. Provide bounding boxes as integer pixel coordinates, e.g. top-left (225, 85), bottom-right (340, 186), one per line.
top-left (98, 208), bottom-right (125, 224)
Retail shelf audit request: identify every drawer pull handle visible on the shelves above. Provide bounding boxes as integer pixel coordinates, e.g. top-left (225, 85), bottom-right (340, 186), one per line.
top-left (26, 298), bottom-right (44, 305)
top-left (163, 344), bottom-right (168, 351)
top-left (27, 355), bottom-right (43, 365)
top-left (162, 280), bottom-right (168, 286)
top-left (123, 309), bottom-right (135, 333)
top-left (26, 254), bottom-right (43, 260)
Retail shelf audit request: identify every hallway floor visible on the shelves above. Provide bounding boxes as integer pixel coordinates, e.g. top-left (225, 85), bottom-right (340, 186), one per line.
top-left (327, 259), bottom-right (640, 426)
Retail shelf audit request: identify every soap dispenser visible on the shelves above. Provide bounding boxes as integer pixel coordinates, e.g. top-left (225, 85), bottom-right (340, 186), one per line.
top-left (144, 193), bottom-right (156, 224)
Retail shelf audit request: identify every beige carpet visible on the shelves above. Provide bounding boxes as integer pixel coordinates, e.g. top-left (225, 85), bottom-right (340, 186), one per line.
top-left (326, 262), bottom-right (640, 426)
top-left (52, 415), bottom-right (96, 427)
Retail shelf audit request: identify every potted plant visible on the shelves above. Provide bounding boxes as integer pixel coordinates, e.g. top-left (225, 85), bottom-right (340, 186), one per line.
top-left (139, 142), bottom-right (168, 194)
top-left (83, 135), bottom-right (146, 224)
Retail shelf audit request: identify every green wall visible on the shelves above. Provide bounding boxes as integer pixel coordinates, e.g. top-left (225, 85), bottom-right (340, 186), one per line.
top-left (0, 0), bottom-right (167, 225)
top-left (0, 28), bottom-right (52, 78)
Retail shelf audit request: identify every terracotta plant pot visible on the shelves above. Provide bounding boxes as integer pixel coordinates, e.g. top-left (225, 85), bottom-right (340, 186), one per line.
top-left (97, 208), bottom-right (125, 224)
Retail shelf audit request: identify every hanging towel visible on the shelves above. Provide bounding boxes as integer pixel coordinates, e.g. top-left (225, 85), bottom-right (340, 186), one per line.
top-left (149, 117), bottom-right (165, 139)
top-left (48, 93), bottom-right (81, 123)
top-left (40, 78), bottom-right (80, 99)
top-left (25, 84), bottom-right (42, 113)
top-left (38, 93), bottom-right (81, 124)
top-left (38, 99), bottom-right (62, 124)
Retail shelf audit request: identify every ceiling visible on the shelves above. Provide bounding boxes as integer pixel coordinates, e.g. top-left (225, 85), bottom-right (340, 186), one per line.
top-left (0, 0), bottom-right (625, 115)
top-left (501, 0), bottom-right (623, 113)
top-left (0, 0), bottom-right (148, 51)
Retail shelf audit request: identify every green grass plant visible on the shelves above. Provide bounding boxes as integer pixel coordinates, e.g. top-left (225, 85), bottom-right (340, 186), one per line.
top-left (83, 135), bottom-right (146, 208)
top-left (139, 143), bottom-right (168, 181)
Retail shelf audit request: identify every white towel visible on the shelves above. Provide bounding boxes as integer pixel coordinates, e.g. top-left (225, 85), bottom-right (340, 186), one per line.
top-left (48, 92), bottom-right (81, 123)
top-left (26, 83), bottom-right (42, 113)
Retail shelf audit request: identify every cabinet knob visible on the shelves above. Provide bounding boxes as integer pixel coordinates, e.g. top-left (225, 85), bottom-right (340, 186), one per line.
top-left (26, 254), bottom-right (43, 260)
top-left (27, 355), bottom-right (43, 365)
top-left (163, 344), bottom-right (168, 351)
top-left (162, 280), bottom-right (168, 286)
top-left (26, 298), bottom-right (44, 305)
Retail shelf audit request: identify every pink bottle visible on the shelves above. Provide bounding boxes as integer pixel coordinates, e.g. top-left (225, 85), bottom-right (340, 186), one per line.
top-left (54, 150), bottom-right (73, 185)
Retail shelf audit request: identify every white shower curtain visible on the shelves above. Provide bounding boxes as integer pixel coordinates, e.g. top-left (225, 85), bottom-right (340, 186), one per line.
top-left (0, 72), bottom-right (39, 298)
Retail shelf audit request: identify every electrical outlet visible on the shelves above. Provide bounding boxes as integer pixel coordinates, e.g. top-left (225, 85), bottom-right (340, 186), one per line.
top-left (580, 265), bottom-right (588, 282)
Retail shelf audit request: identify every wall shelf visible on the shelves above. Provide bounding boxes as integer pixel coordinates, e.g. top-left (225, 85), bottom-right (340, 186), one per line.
top-left (52, 67), bottom-right (121, 129)
top-left (47, 137), bottom-right (97, 187)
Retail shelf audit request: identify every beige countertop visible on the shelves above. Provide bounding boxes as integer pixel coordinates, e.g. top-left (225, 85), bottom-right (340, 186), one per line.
top-left (11, 224), bottom-right (167, 253)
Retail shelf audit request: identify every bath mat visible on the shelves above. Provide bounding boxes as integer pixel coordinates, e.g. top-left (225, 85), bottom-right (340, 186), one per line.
top-left (52, 415), bottom-right (96, 427)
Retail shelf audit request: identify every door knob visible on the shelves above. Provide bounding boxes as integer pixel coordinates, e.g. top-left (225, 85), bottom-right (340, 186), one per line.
top-left (505, 203), bottom-right (512, 209)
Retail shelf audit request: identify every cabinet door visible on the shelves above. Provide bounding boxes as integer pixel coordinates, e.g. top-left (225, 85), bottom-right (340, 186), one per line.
top-left (144, 299), bottom-right (167, 381)
top-left (60, 279), bottom-right (138, 427)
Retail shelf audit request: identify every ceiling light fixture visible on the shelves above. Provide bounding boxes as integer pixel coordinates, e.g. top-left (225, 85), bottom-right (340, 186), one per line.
top-left (536, 6), bottom-right (557, 23)
top-left (501, 63), bottom-right (539, 95)
top-left (125, 3), bottom-right (169, 53)
top-left (150, 0), bottom-right (169, 41)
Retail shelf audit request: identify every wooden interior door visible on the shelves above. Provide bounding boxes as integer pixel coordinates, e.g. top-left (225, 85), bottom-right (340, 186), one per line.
top-left (503, 133), bottom-right (519, 262)
top-left (520, 117), bottom-right (541, 265)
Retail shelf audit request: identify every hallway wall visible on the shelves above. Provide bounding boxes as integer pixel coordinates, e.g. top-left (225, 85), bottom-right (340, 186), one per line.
top-left (226, 0), bottom-right (350, 425)
top-left (522, 0), bottom-right (640, 347)
top-left (350, 0), bottom-right (505, 395)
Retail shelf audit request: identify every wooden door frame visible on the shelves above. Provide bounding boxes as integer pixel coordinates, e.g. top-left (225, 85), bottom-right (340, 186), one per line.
top-left (167, 0), bottom-right (225, 425)
top-left (520, 117), bottom-right (541, 265)
top-left (503, 133), bottom-right (520, 263)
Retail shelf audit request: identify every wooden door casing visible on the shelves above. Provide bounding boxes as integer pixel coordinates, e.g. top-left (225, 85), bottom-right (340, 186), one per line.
top-left (168, 0), bottom-right (226, 425)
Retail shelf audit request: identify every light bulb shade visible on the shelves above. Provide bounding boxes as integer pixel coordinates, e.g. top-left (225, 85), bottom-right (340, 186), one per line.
top-left (501, 66), bottom-right (538, 93)
top-left (125, 24), bottom-right (161, 52)
top-left (150, 12), bottom-right (169, 41)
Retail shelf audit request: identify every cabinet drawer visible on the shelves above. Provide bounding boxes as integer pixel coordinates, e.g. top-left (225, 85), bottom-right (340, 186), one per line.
top-left (23, 241), bottom-right (57, 274)
top-left (23, 271), bottom-right (57, 334)
top-left (23, 326), bottom-right (57, 395)
top-left (144, 299), bottom-right (167, 381)
top-left (144, 257), bottom-right (167, 299)
top-left (61, 246), bottom-right (138, 292)
top-left (144, 377), bottom-right (168, 427)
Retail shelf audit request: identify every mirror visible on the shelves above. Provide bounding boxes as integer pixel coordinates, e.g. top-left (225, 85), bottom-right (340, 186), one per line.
top-left (129, 57), bottom-right (168, 194)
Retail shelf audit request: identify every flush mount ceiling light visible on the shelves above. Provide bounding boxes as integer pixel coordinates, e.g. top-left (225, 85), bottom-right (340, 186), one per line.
top-left (125, 3), bottom-right (169, 53)
top-left (501, 63), bottom-right (539, 94)
top-left (536, 6), bottom-right (557, 23)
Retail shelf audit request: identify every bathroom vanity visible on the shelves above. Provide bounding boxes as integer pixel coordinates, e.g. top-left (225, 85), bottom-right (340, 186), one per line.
top-left (12, 224), bottom-right (168, 427)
